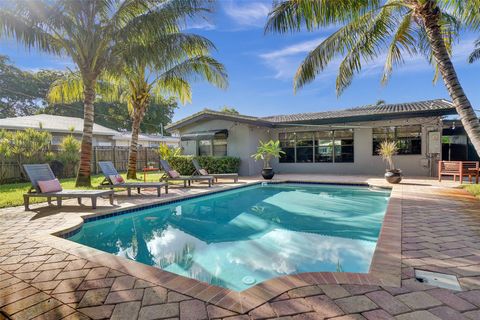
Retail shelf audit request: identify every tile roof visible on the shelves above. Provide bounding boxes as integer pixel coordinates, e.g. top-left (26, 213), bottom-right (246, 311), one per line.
top-left (0, 114), bottom-right (119, 135)
top-left (262, 99), bottom-right (455, 123)
top-left (167, 99), bottom-right (456, 131)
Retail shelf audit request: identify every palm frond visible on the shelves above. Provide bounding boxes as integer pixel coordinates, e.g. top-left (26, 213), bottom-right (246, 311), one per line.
top-left (468, 39), bottom-right (480, 63)
top-left (265, 0), bottom-right (381, 33)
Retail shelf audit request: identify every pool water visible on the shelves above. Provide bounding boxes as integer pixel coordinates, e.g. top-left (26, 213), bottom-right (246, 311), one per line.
top-left (69, 183), bottom-right (390, 291)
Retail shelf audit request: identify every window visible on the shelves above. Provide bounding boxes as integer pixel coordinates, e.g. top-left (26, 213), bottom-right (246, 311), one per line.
top-left (213, 138), bottom-right (227, 156)
top-left (279, 130), bottom-right (354, 163)
top-left (279, 133), bottom-right (295, 163)
top-left (295, 132), bottom-right (314, 163)
top-left (334, 130), bottom-right (354, 162)
top-left (373, 125), bottom-right (422, 155)
top-left (315, 131), bottom-right (333, 162)
top-left (198, 140), bottom-right (211, 156)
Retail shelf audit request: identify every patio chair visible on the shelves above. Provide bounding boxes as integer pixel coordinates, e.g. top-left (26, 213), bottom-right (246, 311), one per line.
top-left (192, 159), bottom-right (239, 183)
top-left (461, 161), bottom-right (480, 184)
top-left (23, 164), bottom-right (114, 210)
top-left (97, 161), bottom-right (168, 197)
top-left (159, 159), bottom-right (213, 187)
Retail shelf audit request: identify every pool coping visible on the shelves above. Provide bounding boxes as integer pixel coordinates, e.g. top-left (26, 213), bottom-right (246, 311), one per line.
top-left (28, 180), bottom-right (402, 314)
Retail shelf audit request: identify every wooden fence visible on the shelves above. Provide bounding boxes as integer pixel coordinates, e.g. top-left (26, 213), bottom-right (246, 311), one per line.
top-left (0, 146), bottom-right (160, 183)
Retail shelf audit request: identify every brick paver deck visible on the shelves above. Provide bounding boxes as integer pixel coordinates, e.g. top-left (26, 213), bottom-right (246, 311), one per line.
top-left (0, 176), bottom-right (478, 319)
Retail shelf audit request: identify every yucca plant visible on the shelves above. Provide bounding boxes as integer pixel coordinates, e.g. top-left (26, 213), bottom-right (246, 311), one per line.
top-left (265, 0), bottom-right (480, 158)
top-left (378, 140), bottom-right (398, 171)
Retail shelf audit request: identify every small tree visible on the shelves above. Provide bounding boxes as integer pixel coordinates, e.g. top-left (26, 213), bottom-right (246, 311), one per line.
top-left (251, 140), bottom-right (285, 169)
top-left (6, 128), bottom-right (52, 178)
top-left (378, 141), bottom-right (398, 171)
top-left (157, 143), bottom-right (182, 161)
top-left (58, 134), bottom-right (81, 177)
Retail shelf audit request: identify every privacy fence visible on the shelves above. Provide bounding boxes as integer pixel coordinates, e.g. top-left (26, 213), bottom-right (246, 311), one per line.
top-left (0, 146), bottom-right (160, 183)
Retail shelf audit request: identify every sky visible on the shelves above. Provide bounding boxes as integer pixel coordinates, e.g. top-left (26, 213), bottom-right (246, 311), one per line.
top-left (1, 0), bottom-right (480, 122)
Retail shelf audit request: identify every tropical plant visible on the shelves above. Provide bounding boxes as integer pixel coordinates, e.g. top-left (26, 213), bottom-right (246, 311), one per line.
top-left (378, 140), bottom-right (398, 170)
top-left (251, 140), bottom-right (285, 169)
top-left (47, 5), bottom-right (227, 180)
top-left (157, 143), bottom-right (182, 161)
top-left (58, 134), bottom-right (81, 176)
top-left (468, 38), bottom-right (480, 63)
top-left (0, 0), bottom-right (208, 186)
top-left (265, 0), bottom-right (480, 157)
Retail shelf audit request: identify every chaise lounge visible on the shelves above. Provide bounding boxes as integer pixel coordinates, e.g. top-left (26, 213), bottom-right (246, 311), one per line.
top-left (192, 159), bottom-right (238, 183)
top-left (160, 159), bottom-right (213, 187)
top-left (97, 161), bottom-right (168, 197)
top-left (23, 164), bottom-right (114, 210)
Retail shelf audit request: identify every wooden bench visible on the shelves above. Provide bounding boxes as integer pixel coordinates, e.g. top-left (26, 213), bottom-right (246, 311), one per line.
top-left (438, 161), bottom-right (479, 183)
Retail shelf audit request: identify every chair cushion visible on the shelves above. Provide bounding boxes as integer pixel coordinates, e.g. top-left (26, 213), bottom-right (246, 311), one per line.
top-left (168, 170), bottom-right (180, 178)
top-left (38, 179), bottom-right (62, 193)
top-left (109, 174), bottom-right (125, 185)
top-left (199, 169), bottom-right (208, 175)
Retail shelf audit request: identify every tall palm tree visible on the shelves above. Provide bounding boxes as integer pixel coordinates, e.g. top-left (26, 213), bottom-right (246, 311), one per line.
top-left (0, 0), bottom-right (208, 186)
top-left (49, 33), bottom-right (227, 179)
top-left (265, 0), bottom-right (480, 156)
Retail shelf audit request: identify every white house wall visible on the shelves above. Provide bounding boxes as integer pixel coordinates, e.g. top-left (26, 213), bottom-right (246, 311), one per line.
top-left (271, 117), bottom-right (442, 176)
top-left (177, 116), bottom-right (442, 177)
top-left (177, 119), bottom-right (272, 175)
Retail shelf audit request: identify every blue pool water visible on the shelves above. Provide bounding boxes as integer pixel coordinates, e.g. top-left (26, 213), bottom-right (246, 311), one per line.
top-left (69, 183), bottom-right (390, 291)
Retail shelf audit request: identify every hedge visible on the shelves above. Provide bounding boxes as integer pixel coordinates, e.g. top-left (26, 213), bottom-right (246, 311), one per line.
top-left (168, 156), bottom-right (240, 175)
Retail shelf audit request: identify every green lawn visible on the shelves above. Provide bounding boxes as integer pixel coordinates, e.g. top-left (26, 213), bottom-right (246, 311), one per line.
top-left (464, 184), bottom-right (480, 198)
top-left (0, 172), bottom-right (165, 209)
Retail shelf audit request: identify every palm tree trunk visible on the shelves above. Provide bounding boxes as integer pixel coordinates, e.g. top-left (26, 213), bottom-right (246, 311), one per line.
top-left (127, 101), bottom-right (147, 179)
top-left (76, 78), bottom-right (96, 187)
top-left (420, 2), bottom-right (480, 157)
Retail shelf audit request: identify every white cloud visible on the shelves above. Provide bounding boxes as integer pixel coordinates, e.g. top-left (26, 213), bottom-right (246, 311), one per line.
top-left (186, 18), bottom-right (216, 31)
top-left (223, 1), bottom-right (270, 28)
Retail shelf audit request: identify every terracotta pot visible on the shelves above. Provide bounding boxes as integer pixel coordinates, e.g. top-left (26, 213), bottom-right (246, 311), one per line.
top-left (385, 169), bottom-right (402, 184)
top-left (261, 168), bottom-right (274, 180)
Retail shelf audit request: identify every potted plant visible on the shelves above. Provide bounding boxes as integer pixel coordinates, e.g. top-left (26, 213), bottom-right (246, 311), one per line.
top-left (378, 140), bottom-right (402, 184)
top-left (251, 140), bottom-right (285, 179)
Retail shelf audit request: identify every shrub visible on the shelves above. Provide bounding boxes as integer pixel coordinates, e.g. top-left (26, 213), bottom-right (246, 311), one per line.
top-left (157, 143), bottom-right (181, 160)
top-left (58, 135), bottom-right (81, 177)
top-left (168, 156), bottom-right (240, 175)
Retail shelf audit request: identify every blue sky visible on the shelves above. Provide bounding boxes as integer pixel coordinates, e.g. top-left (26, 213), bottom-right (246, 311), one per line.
top-left (1, 0), bottom-right (480, 122)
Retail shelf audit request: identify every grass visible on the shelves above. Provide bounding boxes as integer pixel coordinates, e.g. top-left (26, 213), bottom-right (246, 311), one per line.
top-left (0, 172), bottom-right (165, 209)
top-left (464, 184), bottom-right (480, 198)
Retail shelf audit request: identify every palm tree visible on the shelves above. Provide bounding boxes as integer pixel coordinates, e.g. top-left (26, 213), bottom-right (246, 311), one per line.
top-left (468, 39), bottom-right (480, 63)
top-left (265, 0), bottom-right (480, 156)
top-left (49, 34), bottom-right (227, 179)
top-left (0, 0), bottom-right (208, 186)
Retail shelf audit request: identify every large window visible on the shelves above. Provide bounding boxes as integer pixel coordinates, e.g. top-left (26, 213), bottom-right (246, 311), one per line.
top-left (279, 129), bottom-right (354, 163)
top-left (372, 125), bottom-right (422, 155)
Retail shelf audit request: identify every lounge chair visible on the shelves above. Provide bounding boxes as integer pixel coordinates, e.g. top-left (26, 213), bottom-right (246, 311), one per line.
top-left (160, 159), bottom-right (213, 187)
top-left (23, 164), bottom-right (114, 210)
top-left (97, 161), bottom-right (168, 197)
top-left (192, 159), bottom-right (239, 183)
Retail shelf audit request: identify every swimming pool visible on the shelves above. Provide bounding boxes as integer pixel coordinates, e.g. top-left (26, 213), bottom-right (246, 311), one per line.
top-left (68, 183), bottom-right (391, 291)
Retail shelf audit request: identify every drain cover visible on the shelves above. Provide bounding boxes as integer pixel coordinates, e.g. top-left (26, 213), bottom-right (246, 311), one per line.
top-left (415, 269), bottom-right (462, 291)
top-left (242, 276), bottom-right (256, 285)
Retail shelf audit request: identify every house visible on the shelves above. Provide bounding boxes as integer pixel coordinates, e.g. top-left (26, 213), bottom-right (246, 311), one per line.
top-left (0, 114), bottom-right (180, 147)
top-left (113, 132), bottom-right (180, 148)
top-left (166, 99), bottom-right (458, 176)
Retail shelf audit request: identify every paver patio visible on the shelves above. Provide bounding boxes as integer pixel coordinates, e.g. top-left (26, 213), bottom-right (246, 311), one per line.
top-left (0, 175), bottom-right (478, 319)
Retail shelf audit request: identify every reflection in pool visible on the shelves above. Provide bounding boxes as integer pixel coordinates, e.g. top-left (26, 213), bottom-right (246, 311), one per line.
top-left (69, 183), bottom-right (390, 291)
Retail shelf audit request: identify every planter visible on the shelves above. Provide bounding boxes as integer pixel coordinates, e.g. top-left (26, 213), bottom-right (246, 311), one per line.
top-left (261, 168), bottom-right (275, 180)
top-left (385, 169), bottom-right (402, 184)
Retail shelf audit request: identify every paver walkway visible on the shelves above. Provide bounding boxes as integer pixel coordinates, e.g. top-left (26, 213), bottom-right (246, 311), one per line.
top-left (0, 177), bottom-right (479, 319)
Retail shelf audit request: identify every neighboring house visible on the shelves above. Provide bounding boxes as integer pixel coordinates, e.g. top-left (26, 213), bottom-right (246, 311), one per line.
top-left (0, 114), bottom-right (179, 148)
top-left (166, 99), bottom-right (457, 176)
top-left (113, 132), bottom-right (180, 148)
